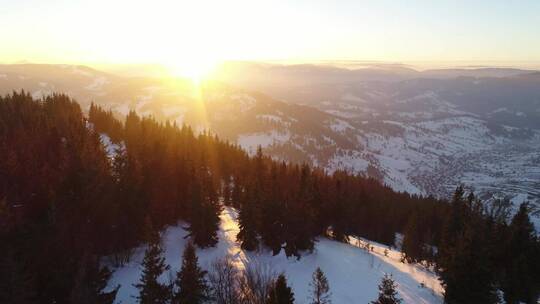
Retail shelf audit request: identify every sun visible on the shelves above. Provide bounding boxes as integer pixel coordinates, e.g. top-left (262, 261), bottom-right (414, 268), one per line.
top-left (167, 57), bottom-right (218, 82)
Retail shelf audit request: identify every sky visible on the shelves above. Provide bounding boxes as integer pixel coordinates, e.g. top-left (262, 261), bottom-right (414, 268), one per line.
top-left (1, 0), bottom-right (540, 71)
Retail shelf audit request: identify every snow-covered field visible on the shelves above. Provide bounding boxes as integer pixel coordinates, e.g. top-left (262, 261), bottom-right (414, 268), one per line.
top-left (107, 208), bottom-right (442, 304)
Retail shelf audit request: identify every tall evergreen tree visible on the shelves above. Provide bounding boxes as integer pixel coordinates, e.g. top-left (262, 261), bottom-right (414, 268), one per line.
top-left (186, 168), bottom-right (221, 248)
top-left (134, 229), bottom-right (171, 304)
top-left (260, 199), bottom-right (284, 255)
top-left (260, 165), bottom-right (284, 255)
top-left (438, 196), bottom-right (499, 304)
top-left (0, 249), bottom-right (37, 304)
top-left (501, 203), bottom-right (539, 304)
top-left (255, 149), bottom-right (287, 255)
top-left (267, 274), bottom-right (295, 304)
top-left (284, 165), bottom-right (316, 258)
top-left (173, 242), bottom-right (209, 304)
top-left (401, 212), bottom-right (422, 263)
top-left (237, 184), bottom-right (260, 251)
top-left (70, 253), bottom-right (119, 304)
top-left (370, 274), bottom-right (402, 304)
top-left (439, 186), bottom-right (467, 258)
top-left (330, 179), bottom-right (350, 243)
top-left (309, 267), bottom-right (331, 304)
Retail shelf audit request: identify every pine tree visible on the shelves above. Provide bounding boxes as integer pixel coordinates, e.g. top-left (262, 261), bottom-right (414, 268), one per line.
top-left (370, 274), bottom-right (402, 304)
top-left (237, 184), bottom-right (259, 251)
top-left (436, 190), bottom-right (502, 304)
top-left (283, 164), bottom-right (316, 258)
top-left (134, 229), bottom-right (171, 304)
top-left (309, 267), bottom-right (331, 304)
top-left (173, 242), bottom-right (208, 304)
top-left (440, 186), bottom-right (467, 257)
top-left (186, 169), bottom-right (221, 248)
top-left (260, 200), bottom-right (283, 255)
top-left (267, 274), bottom-right (295, 304)
top-left (330, 179), bottom-right (350, 243)
top-left (401, 212), bottom-right (422, 263)
top-left (199, 159), bottom-right (222, 247)
top-left (439, 206), bottom-right (499, 304)
top-left (70, 253), bottom-right (119, 304)
top-left (0, 249), bottom-right (37, 304)
top-left (501, 203), bottom-right (539, 304)
top-left (260, 169), bottom-right (284, 256)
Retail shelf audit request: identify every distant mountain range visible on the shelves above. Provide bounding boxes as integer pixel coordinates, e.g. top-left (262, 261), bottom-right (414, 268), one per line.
top-left (1, 63), bottom-right (539, 225)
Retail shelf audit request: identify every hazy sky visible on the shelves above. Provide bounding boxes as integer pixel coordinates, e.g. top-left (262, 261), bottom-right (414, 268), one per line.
top-left (2, 0), bottom-right (540, 68)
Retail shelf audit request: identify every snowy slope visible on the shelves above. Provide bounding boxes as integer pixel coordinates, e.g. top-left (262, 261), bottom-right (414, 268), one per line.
top-left (107, 208), bottom-right (442, 304)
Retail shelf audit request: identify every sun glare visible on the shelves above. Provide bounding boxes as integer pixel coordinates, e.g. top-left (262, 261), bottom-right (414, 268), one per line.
top-left (167, 58), bottom-right (219, 82)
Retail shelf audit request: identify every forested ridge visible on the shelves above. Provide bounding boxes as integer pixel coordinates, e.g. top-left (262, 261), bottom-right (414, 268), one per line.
top-left (1, 91), bottom-right (538, 303)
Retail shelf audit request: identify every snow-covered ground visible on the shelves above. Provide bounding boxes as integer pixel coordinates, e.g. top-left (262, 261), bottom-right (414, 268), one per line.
top-left (238, 131), bottom-right (291, 155)
top-left (99, 133), bottom-right (122, 159)
top-left (107, 207), bottom-right (442, 304)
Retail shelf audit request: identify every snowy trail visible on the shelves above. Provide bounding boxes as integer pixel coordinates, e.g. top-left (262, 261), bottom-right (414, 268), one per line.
top-left (347, 236), bottom-right (444, 297)
top-left (107, 207), bottom-right (443, 303)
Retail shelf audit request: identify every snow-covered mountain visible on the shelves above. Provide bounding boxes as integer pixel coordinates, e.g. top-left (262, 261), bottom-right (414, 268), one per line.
top-left (2, 63), bottom-right (539, 224)
top-left (106, 207), bottom-right (443, 304)
top-left (214, 63), bottom-right (540, 219)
